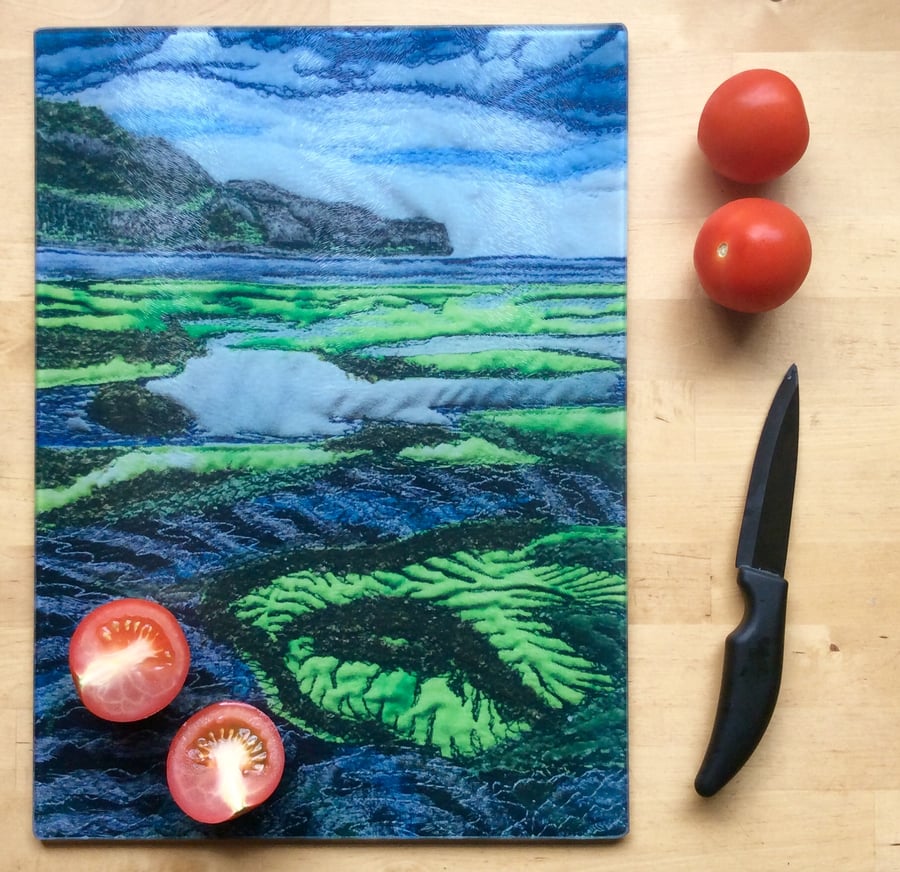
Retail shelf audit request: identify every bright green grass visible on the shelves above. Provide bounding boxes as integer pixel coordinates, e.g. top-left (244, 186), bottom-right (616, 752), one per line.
top-left (36, 356), bottom-right (178, 389)
top-left (36, 279), bottom-right (626, 339)
top-left (303, 299), bottom-right (625, 356)
top-left (397, 437), bottom-right (539, 465)
top-left (35, 279), bottom-right (627, 386)
top-left (541, 300), bottom-right (628, 318)
top-left (180, 319), bottom-right (284, 338)
top-left (406, 349), bottom-right (621, 376)
top-left (466, 405), bottom-right (626, 441)
top-left (35, 443), bottom-right (367, 514)
top-left (37, 313), bottom-right (148, 332)
top-left (519, 283), bottom-right (626, 301)
top-left (233, 531), bottom-right (625, 756)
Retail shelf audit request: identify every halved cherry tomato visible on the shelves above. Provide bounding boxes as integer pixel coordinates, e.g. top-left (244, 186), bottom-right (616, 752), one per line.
top-left (69, 597), bottom-right (191, 723)
top-left (166, 701), bottom-right (285, 824)
top-left (698, 69), bottom-right (809, 184)
top-left (694, 198), bottom-right (812, 313)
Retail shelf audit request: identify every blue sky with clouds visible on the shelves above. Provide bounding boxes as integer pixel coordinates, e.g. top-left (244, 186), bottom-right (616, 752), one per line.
top-left (35, 26), bottom-right (627, 258)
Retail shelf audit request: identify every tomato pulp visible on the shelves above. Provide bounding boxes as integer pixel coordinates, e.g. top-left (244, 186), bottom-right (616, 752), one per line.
top-left (68, 598), bottom-right (191, 722)
top-left (698, 69), bottom-right (809, 184)
top-left (166, 701), bottom-right (286, 824)
top-left (694, 198), bottom-right (812, 313)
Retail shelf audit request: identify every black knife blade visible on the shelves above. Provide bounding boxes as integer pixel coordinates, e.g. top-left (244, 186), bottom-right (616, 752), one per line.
top-left (694, 364), bottom-right (799, 797)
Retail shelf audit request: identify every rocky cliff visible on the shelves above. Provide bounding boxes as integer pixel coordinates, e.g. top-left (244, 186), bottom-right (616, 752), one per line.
top-left (35, 98), bottom-right (453, 257)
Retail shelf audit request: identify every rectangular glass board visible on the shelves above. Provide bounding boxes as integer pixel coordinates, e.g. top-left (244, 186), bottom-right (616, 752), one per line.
top-left (34, 24), bottom-right (629, 840)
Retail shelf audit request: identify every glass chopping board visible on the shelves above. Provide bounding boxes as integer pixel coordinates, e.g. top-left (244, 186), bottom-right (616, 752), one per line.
top-left (33, 24), bottom-right (629, 840)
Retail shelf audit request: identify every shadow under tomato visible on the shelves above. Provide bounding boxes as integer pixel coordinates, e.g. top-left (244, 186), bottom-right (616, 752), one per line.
top-left (701, 294), bottom-right (769, 345)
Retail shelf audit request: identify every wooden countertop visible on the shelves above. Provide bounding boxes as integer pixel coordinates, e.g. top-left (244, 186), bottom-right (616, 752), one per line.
top-left (3, 1), bottom-right (899, 869)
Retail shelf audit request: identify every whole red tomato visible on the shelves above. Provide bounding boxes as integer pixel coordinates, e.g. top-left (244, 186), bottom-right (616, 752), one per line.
top-left (698, 69), bottom-right (809, 184)
top-left (694, 198), bottom-right (812, 313)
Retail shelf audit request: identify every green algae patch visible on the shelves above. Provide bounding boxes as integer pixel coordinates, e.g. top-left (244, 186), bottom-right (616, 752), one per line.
top-left (518, 282), bottom-right (626, 301)
top-left (36, 356), bottom-right (178, 388)
top-left (35, 279), bottom-right (626, 379)
top-left (228, 335), bottom-right (312, 352)
top-left (468, 406), bottom-right (626, 440)
top-left (464, 406), bottom-right (626, 451)
top-left (306, 296), bottom-right (626, 356)
top-left (540, 300), bottom-right (627, 318)
top-left (463, 406), bottom-right (626, 487)
top-left (228, 534), bottom-right (625, 758)
top-left (406, 349), bottom-right (621, 377)
top-left (397, 437), bottom-right (539, 466)
top-left (37, 313), bottom-right (147, 332)
top-left (36, 443), bottom-right (365, 515)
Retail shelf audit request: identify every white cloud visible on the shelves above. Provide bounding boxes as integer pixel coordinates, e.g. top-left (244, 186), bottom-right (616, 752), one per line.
top-left (73, 39), bottom-right (626, 258)
top-left (163, 124), bottom-right (624, 258)
top-left (134, 28), bottom-right (331, 87)
top-left (134, 29), bottom-right (222, 66)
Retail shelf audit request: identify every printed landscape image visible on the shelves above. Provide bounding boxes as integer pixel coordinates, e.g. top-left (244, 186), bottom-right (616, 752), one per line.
top-left (34, 25), bottom-right (629, 840)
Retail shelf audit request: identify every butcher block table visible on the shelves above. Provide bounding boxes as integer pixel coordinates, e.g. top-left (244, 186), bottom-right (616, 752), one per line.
top-left (2, 0), bottom-right (900, 869)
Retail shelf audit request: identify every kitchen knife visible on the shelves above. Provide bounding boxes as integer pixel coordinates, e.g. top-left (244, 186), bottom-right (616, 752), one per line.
top-left (694, 364), bottom-right (799, 797)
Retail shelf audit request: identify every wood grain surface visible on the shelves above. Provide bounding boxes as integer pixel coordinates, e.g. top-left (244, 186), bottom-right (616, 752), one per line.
top-left (3, 1), bottom-right (899, 869)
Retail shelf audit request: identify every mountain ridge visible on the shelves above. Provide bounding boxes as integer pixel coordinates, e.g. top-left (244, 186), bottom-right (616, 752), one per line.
top-left (35, 98), bottom-right (453, 258)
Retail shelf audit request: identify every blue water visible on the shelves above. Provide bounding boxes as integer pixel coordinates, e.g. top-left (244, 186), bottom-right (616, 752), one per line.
top-left (34, 247), bottom-right (629, 841)
top-left (36, 248), bottom-right (626, 286)
top-left (36, 249), bottom-right (627, 451)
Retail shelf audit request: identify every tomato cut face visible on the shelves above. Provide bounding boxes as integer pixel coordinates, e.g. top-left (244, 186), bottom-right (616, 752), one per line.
top-left (68, 598), bottom-right (191, 723)
top-left (166, 701), bottom-right (286, 825)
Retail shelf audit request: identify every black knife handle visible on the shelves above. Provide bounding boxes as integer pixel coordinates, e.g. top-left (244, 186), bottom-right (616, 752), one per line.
top-left (694, 565), bottom-right (788, 797)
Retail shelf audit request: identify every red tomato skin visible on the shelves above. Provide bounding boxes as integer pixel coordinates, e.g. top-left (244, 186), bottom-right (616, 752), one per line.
top-left (68, 598), bottom-right (191, 723)
top-left (698, 69), bottom-right (809, 184)
top-left (694, 198), bottom-right (812, 313)
top-left (167, 701), bottom-right (286, 825)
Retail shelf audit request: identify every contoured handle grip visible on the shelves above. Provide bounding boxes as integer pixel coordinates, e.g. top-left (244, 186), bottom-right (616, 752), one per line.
top-left (694, 565), bottom-right (788, 797)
